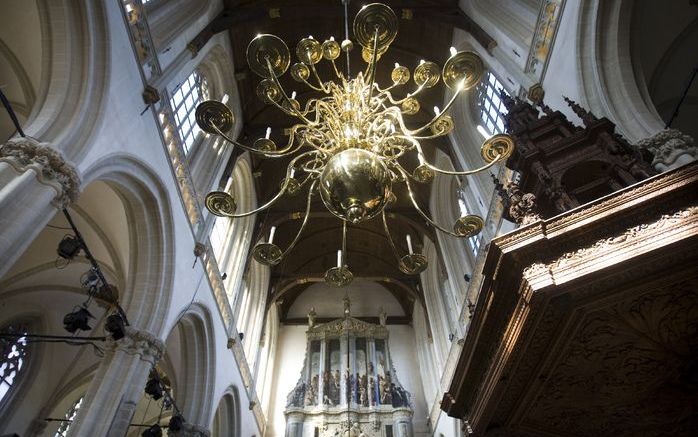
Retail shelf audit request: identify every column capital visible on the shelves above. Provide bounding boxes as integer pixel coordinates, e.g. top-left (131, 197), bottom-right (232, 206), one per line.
top-left (637, 128), bottom-right (696, 171)
top-left (108, 327), bottom-right (165, 364)
top-left (0, 137), bottom-right (80, 207)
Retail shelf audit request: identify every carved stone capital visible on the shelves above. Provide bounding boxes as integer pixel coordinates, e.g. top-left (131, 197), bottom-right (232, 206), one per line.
top-left (0, 137), bottom-right (81, 207)
top-left (168, 423), bottom-right (211, 437)
top-left (109, 327), bottom-right (165, 364)
top-left (636, 128), bottom-right (696, 171)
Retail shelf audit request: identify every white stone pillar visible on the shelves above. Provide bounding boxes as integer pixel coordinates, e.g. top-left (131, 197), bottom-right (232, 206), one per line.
top-left (66, 328), bottom-right (164, 437)
top-left (0, 137), bottom-right (80, 278)
top-left (168, 423), bottom-right (211, 437)
top-left (636, 129), bottom-right (697, 172)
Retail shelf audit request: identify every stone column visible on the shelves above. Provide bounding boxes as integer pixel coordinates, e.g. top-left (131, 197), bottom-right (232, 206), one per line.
top-left (0, 137), bottom-right (80, 278)
top-left (318, 339), bottom-right (326, 406)
top-left (66, 328), bottom-right (165, 437)
top-left (636, 129), bottom-right (697, 172)
top-left (339, 334), bottom-right (348, 405)
top-left (168, 423), bottom-right (211, 437)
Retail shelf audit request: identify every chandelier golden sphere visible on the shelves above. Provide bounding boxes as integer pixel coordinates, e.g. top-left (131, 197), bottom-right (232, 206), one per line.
top-left (320, 148), bottom-right (392, 224)
top-left (196, 3), bottom-right (515, 286)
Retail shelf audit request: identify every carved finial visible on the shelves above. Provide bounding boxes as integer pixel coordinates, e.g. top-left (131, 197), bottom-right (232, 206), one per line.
top-left (500, 88), bottom-right (517, 111)
top-left (492, 176), bottom-right (541, 225)
top-left (537, 101), bottom-right (555, 117)
top-left (563, 95), bottom-right (598, 126)
top-left (307, 307), bottom-right (316, 327)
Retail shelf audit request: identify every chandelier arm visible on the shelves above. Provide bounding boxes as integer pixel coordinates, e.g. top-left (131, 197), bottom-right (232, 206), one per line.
top-left (217, 152), bottom-right (321, 218)
top-left (211, 124), bottom-right (302, 158)
top-left (216, 183), bottom-right (287, 218)
top-left (400, 169), bottom-right (464, 237)
top-left (383, 83), bottom-right (427, 105)
top-left (408, 84), bottom-right (464, 135)
top-left (398, 134), bottom-right (503, 175)
top-left (265, 59), bottom-right (314, 124)
top-left (299, 77), bottom-right (326, 93)
top-left (381, 210), bottom-right (404, 263)
top-left (330, 59), bottom-right (345, 81)
top-left (375, 83), bottom-right (398, 94)
top-left (308, 60), bottom-right (330, 93)
top-left (365, 27), bottom-right (381, 105)
top-left (279, 180), bottom-right (317, 258)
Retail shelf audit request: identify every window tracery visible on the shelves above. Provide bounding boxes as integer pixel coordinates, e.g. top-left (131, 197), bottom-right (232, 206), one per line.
top-left (170, 71), bottom-right (209, 154)
top-left (478, 72), bottom-right (509, 135)
top-left (0, 322), bottom-right (28, 404)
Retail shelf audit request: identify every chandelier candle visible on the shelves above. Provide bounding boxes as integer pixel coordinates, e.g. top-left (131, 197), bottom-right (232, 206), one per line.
top-left (195, 2), bottom-right (514, 286)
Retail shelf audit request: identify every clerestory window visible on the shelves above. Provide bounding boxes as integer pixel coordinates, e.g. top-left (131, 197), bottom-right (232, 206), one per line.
top-left (478, 72), bottom-right (508, 135)
top-left (170, 71), bottom-right (210, 154)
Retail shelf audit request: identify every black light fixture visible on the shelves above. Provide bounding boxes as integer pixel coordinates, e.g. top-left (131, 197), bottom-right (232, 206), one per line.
top-left (238, 332), bottom-right (244, 341)
top-left (57, 235), bottom-right (82, 259)
top-left (168, 414), bottom-right (184, 432)
top-left (464, 273), bottom-right (471, 282)
top-left (63, 306), bottom-right (94, 333)
top-left (105, 313), bottom-right (126, 340)
top-left (141, 424), bottom-right (162, 437)
top-left (144, 374), bottom-right (164, 400)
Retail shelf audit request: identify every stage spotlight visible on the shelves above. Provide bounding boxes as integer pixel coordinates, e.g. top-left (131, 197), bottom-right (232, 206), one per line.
top-left (57, 235), bottom-right (82, 259)
top-left (168, 414), bottom-right (184, 432)
top-left (144, 375), bottom-right (163, 400)
top-left (63, 306), bottom-right (94, 333)
top-left (141, 424), bottom-right (162, 437)
top-left (105, 313), bottom-right (126, 340)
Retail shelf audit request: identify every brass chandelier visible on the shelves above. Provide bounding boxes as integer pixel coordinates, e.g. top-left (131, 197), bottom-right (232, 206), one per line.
top-left (195, 3), bottom-right (514, 287)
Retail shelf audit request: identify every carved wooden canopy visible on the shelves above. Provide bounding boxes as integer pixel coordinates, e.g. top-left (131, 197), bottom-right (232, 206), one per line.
top-left (442, 162), bottom-right (698, 436)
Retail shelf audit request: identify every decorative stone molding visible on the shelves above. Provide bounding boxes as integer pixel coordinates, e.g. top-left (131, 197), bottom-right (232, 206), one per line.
top-left (636, 129), bottom-right (696, 171)
top-left (0, 137), bottom-right (80, 207)
top-left (168, 423), bottom-right (211, 437)
top-left (527, 83), bottom-right (545, 104)
top-left (108, 327), bottom-right (165, 365)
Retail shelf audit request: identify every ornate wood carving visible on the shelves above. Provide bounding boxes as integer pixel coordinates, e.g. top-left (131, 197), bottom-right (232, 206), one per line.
top-left (499, 93), bottom-right (656, 219)
top-left (442, 162), bottom-right (698, 436)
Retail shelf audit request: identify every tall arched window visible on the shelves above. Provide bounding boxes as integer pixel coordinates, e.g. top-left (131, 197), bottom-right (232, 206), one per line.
top-left (478, 72), bottom-right (509, 135)
top-left (170, 71), bottom-right (209, 154)
top-left (0, 322), bottom-right (28, 404)
top-left (54, 395), bottom-right (84, 437)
